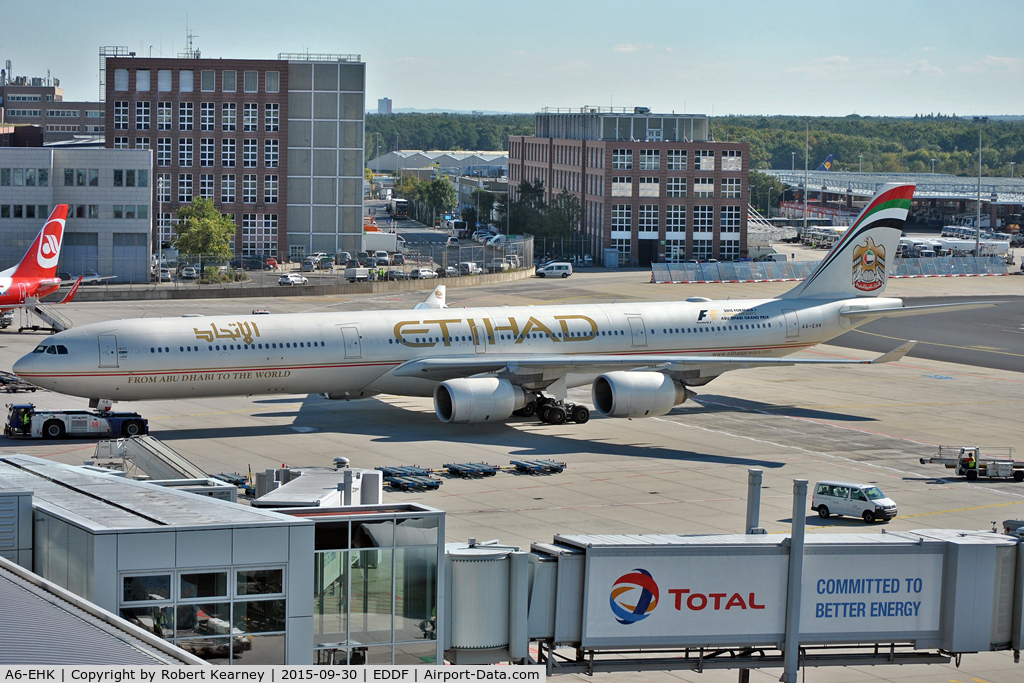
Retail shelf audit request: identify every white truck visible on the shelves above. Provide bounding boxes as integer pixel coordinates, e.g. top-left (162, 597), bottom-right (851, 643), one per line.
top-left (5, 403), bottom-right (149, 439)
top-left (362, 232), bottom-right (398, 254)
top-left (919, 446), bottom-right (1024, 482)
top-left (344, 267), bottom-right (370, 283)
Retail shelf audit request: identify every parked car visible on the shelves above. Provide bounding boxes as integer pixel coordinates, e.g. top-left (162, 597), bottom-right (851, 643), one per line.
top-left (158, 268), bottom-right (172, 282)
top-left (811, 481), bottom-right (898, 524)
top-left (264, 257), bottom-right (279, 270)
top-left (180, 266), bottom-right (197, 280)
top-left (374, 250), bottom-right (390, 265)
top-left (375, 257), bottom-right (390, 267)
top-left (392, 253), bottom-right (405, 265)
top-left (411, 268), bottom-right (438, 280)
top-left (335, 252), bottom-right (352, 265)
top-left (279, 273), bottom-right (309, 286)
top-left (537, 261), bottom-right (573, 278)
top-left (459, 262), bottom-right (482, 275)
top-left (485, 234), bottom-right (508, 247)
top-left (301, 260), bottom-right (317, 272)
top-left (443, 266), bottom-right (459, 277)
top-left (445, 237), bottom-right (460, 248)
top-left (384, 270), bottom-right (407, 281)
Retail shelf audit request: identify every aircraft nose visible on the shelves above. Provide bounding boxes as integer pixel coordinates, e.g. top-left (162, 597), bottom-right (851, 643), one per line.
top-left (12, 352), bottom-right (34, 378)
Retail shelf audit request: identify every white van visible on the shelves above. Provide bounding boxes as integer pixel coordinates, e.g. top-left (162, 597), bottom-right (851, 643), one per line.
top-left (537, 261), bottom-right (573, 278)
top-left (811, 481), bottom-right (898, 524)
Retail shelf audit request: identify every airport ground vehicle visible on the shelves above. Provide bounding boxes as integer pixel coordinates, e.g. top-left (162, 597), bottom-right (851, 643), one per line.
top-left (5, 403), bottom-right (148, 439)
top-left (390, 198), bottom-right (409, 218)
top-left (537, 262), bottom-right (572, 278)
top-left (459, 262), bottom-right (482, 275)
top-left (278, 273), bottom-right (308, 286)
top-left (363, 232), bottom-right (398, 254)
top-left (346, 267), bottom-right (369, 283)
top-left (919, 446), bottom-right (1024, 481)
top-left (811, 481), bottom-right (898, 523)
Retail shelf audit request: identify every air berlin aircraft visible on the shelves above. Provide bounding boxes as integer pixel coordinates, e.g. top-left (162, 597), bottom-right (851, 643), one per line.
top-left (0, 205), bottom-right (81, 314)
top-left (12, 186), bottom-right (997, 425)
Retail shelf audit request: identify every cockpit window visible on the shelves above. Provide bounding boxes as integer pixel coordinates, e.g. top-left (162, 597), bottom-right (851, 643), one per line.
top-left (46, 346), bottom-right (57, 354)
top-left (32, 345), bottom-right (47, 354)
top-left (56, 345), bottom-right (68, 355)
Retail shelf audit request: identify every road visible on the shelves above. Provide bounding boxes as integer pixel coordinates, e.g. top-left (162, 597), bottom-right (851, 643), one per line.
top-left (831, 295), bottom-right (1024, 374)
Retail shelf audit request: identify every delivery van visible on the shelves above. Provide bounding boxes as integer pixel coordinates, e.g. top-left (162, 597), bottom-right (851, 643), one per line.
top-left (811, 481), bottom-right (898, 523)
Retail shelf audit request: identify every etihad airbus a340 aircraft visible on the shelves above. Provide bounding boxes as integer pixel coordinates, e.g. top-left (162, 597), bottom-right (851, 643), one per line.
top-left (13, 184), bottom-right (994, 426)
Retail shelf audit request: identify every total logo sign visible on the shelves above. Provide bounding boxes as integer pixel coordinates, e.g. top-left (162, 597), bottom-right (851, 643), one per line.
top-left (586, 555), bottom-right (788, 643)
top-left (37, 218), bottom-right (65, 269)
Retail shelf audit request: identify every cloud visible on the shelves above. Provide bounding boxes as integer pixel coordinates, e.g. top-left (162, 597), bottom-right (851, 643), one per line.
top-left (958, 55), bottom-right (1023, 73)
top-left (613, 42), bottom-right (655, 53)
top-left (922, 46), bottom-right (935, 52)
top-left (903, 60), bottom-right (943, 76)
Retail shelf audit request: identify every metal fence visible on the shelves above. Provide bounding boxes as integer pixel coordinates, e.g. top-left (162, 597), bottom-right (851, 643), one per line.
top-left (651, 256), bottom-right (1010, 284)
top-left (533, 235), bottom-right (597, 266)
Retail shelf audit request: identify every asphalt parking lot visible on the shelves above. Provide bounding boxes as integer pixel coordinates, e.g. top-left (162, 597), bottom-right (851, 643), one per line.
top-left (2, 270), bottom-right (1023, 682)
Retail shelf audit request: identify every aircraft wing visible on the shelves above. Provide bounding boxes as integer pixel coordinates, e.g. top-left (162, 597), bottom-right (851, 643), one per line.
top-left (839, 301), bottom-right (1000, 324)
top-left (392, 342), bottom-right (917, 383)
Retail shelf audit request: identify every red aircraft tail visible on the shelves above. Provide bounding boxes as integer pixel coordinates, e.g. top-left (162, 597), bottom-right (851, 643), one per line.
top-left (13, 205), bottom-right (68, 280)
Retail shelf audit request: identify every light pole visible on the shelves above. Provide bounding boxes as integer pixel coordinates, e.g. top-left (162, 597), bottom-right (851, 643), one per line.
top-left (803, 120), bottom-right (809, 233)
top-left (930, 158), bottom-right (936, 174)
top-left (156, 175), bottom-right (164, 273)
top-left (791, 151), bottom-right (795, 171)
top-left (859, 154), bottom-right (863, 173)
top-left (1011, 161), bottom-right (1016, 178)
top-left (974, 116), bottom-right (987, 256)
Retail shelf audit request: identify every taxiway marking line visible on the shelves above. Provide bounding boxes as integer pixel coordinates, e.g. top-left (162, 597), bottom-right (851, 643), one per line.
top-left (851, 328), bottom-right (1024, 359)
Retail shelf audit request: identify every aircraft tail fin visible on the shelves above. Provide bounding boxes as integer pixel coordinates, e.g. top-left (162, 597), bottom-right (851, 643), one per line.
top-left (13, 205), bottom-right (68, 280)
top-left (817, 154), bottom-right (835, 171)
top-left (413, 284), bottom-right (447, 309)
top-left (780, 184), bottom-right (914, 300)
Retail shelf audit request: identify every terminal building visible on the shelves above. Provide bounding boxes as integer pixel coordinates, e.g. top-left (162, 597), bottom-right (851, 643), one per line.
top-left (0, 77), bottom-right (106, 144)
top-left (508, 107), bottom-right (750, 267)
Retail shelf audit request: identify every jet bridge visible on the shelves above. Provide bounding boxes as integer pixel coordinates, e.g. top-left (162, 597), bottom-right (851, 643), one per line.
top-left (442, 484), bottom-right (1024, 678)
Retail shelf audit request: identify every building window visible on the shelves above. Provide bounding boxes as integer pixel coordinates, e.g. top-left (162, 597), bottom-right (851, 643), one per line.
top-left (243, 175), bottom-right (257, 204)
top-left (222, 103), bottom-right (237, 131)
top-left (638, 205), bottom-right (659, 232)
top-left (135, 137), bottom-right (150, 150)
top-left (200, 103), bottom-right (215, 131)
top-left (156, 102), bottom-right (171, 131)
top-left (666, 149), bottom-right (686, 171)
top-left (639, 149), bottom-right (660, 170)
top-left (721, 205), bottom-right (741, 233)
top-left (157, 138), bottom-right (171, 167)
top-left (265, 103), bottom-right (280, 132)
top-left (265, 139), bottom-right (279, 168)
top-left (242, 214), bottom-right (279, 257)
top-left (612, 149), bottom-right (633, 170)
top-left (138, 169), bottom-right (149, 187)
top-left (114, 101), bottom-right (128, 130)
top-left (243, 139), bottom-right (258, 168)
top-left (221, 175), bottom-right (236, 203)
top-left (611, 204), bottom-right (632, 231)
top-left (136, 69), bottom-right (151, 92)
top-left (178, 174), bottom-right (193, 203)
top-left (266, 71), bottom-right (280, 93)
top-left (694, 239), bottom-right (713, 261)
top-left (223, 70), bottom-right (237, 93)
top-left (722, 150), bottom-right (742, 171)
top-left (199, 174), bottom-right (215, 199)
top-left (179, 70), bottom-right (194, 92)
top-left (156, 212), bottom-right (175, 243)
top-left (179, 102), bottom-right (194, 131)
top-left (156, 69), bottom-right (171, 92)
top-left (693, 205), bottom-right (714, 233)
top-left (156, 174), bottom-right (171, 202)
top-left (199, 138), bottom-right (215, 167)
top-left (135, 101), bottom-right (150, 130)
top-left (113, 136), bottom-right (129, 150)
top-left (666, 177), bottom-right (686, 198)
top-left (612, 238), bottom-right (631, 265)
top-left (638, 177), bottom-right (659, 198)
top-left (244, 71), bottom-right (258, 93)
top-left (264, 175), bottom-right (278, 203)
top-left (666, 205), bottom-right (685, 233)
top-left (721, 178), bottom-right (742, 199)
top-left (222, 139), bottom-right (236, 167)
top-left (666, 238), bottom-right (686, 263)
top-left (694, 178), bottom-right (714, 198)
top-left (696, 150), bottom-right (715, 171)
top-left (611, 176), bottom-right (632, 197)
top-left (178, 138), bottom-right (193, 167)
top-left (201, 70), bottom-right (215, 92)
top-left (721, 238), bottom-right (740, 260)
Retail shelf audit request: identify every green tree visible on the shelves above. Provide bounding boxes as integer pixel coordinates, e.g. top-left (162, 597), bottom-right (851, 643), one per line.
top-left (471, 188), bottom-right (496, 223)
top-left (748, 170), bottom-right (787, 216)
top-left (173, 197), bottom-right (235, 262)
top-left (541, 190), bottom-right (582, 238)
top-left (364, 167), bottom-right (374, 181)
top-left (424, 177), bottom-right (457, 214)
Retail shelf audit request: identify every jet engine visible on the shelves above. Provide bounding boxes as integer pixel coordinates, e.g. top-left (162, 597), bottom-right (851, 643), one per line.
top-left (591, 371), bottom-right (691, 418)
top-left (434, 378), bottom-right (528, 424)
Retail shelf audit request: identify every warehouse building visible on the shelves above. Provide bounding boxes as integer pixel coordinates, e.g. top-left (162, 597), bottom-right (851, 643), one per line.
top-left (508, 107), bottom-right (749, 266)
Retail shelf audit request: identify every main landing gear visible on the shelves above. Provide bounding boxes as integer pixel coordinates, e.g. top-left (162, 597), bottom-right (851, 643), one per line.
top-left (514, 395), bottom-right (590, 425)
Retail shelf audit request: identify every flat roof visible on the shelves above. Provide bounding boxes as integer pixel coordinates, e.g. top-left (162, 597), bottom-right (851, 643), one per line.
top-left (765, 169), bottom-right (1024, 204)
top-left (0, 455), bottom-right (304, 533)
top-left (551, 532), bottom-right (967, 550)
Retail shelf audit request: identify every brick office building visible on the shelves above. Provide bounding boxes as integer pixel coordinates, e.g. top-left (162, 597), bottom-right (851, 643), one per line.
top-left (104, 54), bottom-right (365, 261)
top-left (508, 108), bottom-right (749, 266)
top-left (0, 81), bottom-right (106, 144)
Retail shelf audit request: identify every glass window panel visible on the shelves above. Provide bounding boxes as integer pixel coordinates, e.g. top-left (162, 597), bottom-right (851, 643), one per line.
top-left (350, 548), bottom-right (393, 644)
top-left (120, 606), bottom-right (174, 639)
top-left (236, 568), bottom-right (284, 596)
top-left (353, 520), bottom-right (394, 548)
top-left (1, 169), bottom-right (10, 185)
top-left (175, 601), bottom-right (231, 638)
top-left (233, 599), bottom-right (286, 634)
top-left (232, 634), bottom-right (285, 665)
top-left (25, 169), bottom-right (36, 186)
top-left (123, 574), bottom-right (171, 602)
top-left (395, 517), bottom-right (438, 546)
top-left (314, 551), bottom-right (348, 647)
top-left (38, 169), bottom-right (48, 186)
top-left (394, 547), bottom-right (437, 643)
top-left (138, 169), bottom-right (149, 187)
top-left (395, 642), bottom-right (437, 665)
top-left (181, 571), bottom-right (228, 599)
top-left (13, 169), bottom-right (24, 185)
top-left (363, 645), bottom-right (393, 665)
top-left (176, 637), bottom-right (231, 665)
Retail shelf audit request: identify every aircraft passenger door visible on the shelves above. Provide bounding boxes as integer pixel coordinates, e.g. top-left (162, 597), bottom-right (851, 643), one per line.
top-left (782, 310), bottom-right (800, 339)
top-left (98, 334), bottom-right (119, 367)
top-left (471, 322), bottom-right (488, 354)
top-left (628, 317), bottom-right (648, 347)
top-left (341, 327), bottom-right (361, 359)
top-left (18, 283), bottom-right (28, 301)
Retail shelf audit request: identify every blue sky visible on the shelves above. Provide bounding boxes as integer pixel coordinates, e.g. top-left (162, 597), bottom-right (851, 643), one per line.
top-left (7, 0), bottom-right (1024, 116)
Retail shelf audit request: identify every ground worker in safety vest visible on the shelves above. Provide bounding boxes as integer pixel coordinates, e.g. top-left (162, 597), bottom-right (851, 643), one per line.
top-left (963, 449), bottom-right (977, 473)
